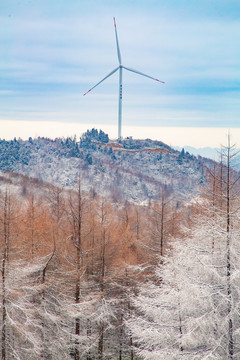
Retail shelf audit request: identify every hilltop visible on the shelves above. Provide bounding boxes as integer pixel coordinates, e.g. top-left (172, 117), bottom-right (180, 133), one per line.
top-left (0, 129), bottom-right (213, 203)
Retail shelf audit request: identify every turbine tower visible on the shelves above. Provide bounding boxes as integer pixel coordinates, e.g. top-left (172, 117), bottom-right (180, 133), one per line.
top-left (83, 17), bottom-right (165, 140)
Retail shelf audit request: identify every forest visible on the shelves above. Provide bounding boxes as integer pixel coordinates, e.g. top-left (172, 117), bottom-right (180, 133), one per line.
top-left (0, 130), bottom-right (207, 204)
top-left (0, 140), bottom-right (240, 360)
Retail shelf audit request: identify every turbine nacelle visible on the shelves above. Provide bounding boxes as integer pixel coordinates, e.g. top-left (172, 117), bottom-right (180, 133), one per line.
top-left (83, 18), bottom-right (165, 139)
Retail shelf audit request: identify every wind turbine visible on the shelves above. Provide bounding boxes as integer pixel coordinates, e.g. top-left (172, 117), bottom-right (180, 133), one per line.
top-left (83, 17), bottom-right (165, 140)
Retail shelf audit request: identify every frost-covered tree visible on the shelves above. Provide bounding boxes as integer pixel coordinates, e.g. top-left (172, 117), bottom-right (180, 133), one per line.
top-left (127, 138), bottom-right (240, 360)
top-left (0, 259), bottom-right (44, 359)
top-left (0, 189), bottom-right (56, 359)
top-left (128, 218), bottom-right (240, 359)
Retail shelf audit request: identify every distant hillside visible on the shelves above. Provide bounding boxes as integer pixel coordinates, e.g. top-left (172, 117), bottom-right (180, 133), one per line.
top-left (173, 146), bottom-right (220, 160)
top-left (174, 145), bottom-right (240, 172)
top-left (0, 129), bottom-right (214, 203)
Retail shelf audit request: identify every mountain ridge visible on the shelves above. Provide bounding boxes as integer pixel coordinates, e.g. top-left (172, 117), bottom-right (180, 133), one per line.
top-left (0, 130), bottom-right (214, 203)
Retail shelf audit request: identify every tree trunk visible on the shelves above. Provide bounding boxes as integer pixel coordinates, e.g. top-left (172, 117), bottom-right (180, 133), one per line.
top-left (1, 190), bottom-right (10, 360)
top-left (226, 135), bottom-right (233, 359)
top-left (160, 189), bottom-right (165, 257)
top-left (68, 178), bottom-right (83, 360)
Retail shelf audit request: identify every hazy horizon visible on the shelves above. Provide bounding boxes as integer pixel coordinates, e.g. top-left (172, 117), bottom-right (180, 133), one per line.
top-left (1, 119), bottom-right (239, 148)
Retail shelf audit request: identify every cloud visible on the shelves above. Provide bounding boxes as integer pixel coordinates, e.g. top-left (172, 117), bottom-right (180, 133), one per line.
top-left (1, 1), bottom-right (240, 130)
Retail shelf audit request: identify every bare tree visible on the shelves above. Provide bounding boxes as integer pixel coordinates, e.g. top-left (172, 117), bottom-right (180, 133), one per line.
top-left (128, 137), bottom-right (240, 359)
top-left (0, 189), bottom-right (10, 360)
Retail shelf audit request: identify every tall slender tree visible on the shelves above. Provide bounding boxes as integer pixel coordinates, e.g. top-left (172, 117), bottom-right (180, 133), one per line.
top-left (127, 138), bottom-right (240, 359)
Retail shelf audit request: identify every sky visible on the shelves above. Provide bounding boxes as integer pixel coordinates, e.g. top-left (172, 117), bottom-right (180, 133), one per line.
top-left (1, 0), bottom-right (240, 147)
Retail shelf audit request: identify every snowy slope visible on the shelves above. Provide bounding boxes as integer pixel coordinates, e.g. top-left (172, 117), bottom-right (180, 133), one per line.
top-left (0, 133), bottom-right (213, 203)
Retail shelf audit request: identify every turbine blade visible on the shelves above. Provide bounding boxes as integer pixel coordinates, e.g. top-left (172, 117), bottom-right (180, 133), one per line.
top-left (83, 67), bottom-right (119, 96)
top-left (113, 17), bottom-right (122, 65)
top-left (122, 65), bottom-right (165, 83)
